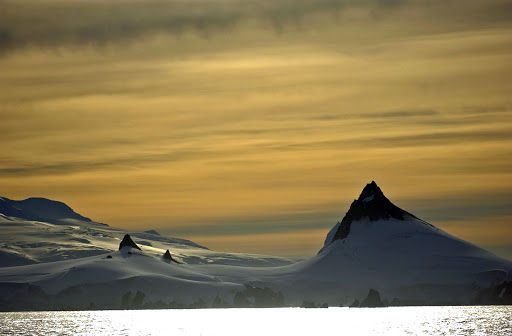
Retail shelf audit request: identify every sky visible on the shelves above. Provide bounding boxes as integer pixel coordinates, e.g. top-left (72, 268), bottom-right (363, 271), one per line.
top-left (1, 0), bottom-right (511, 258)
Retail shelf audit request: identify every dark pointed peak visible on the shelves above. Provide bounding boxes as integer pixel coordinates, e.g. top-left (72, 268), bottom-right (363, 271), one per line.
top-left (163, 249), bottom-right (180, 264)
top-left (119, 234), bottom-right (141, 251)
top-left (358, 181), bottom-right (385, 202)
top-left (327, 182), bottom-right (417, 246)
top-left (163, 250), bottom-right (172, 259)
top-left (349, 181), bottom-right (406, 221)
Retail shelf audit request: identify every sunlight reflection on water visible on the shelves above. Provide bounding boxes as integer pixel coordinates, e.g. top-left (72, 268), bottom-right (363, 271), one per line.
top-left (1, 306), bottom-right (511, 336)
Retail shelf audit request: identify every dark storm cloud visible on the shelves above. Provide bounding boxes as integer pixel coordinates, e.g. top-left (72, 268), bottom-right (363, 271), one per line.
top-left (1, 0), bottom-right (511, 54)
top-left (0, 0), bottom-right (243, 52)
top-left (0, 0), bottom-right (337, 52)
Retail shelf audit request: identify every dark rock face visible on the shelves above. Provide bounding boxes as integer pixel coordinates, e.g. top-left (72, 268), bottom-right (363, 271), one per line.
top-left (163, 250), bottom-right (179, 264)
top-left (331, 181), bottom-right (417, 243)
top-left (360, 288), bottom-right (386, 307)
top-left (119, 234), bottom-right (141, 251)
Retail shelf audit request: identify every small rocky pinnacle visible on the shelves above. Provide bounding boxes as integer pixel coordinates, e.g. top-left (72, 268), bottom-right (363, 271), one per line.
top-left (119, 234), bottom-right (141, 250)
top-left (163, 249), bottom-right (180, 264)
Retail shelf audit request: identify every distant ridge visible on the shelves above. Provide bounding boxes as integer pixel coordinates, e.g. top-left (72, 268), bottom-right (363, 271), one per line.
top-left (0, 196), bottom-right (92, 224)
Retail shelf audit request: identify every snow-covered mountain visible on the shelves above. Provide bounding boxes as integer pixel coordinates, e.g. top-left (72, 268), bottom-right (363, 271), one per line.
top-left (0, 196), bottom-right (92, 224)
top-left (0, 197), bottom-right (297, 268)
top-left (280, 181), bottom-right (512, 305)
top-left (1, 183), bottom-right (511, 310)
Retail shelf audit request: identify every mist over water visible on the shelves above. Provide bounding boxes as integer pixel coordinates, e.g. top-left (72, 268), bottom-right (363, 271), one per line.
top-left (1, 306), bottom-right (511, 336)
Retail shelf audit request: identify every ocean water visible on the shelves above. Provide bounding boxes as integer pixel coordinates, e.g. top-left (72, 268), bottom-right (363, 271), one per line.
top-left (1, 306), bottom-right (511, 336)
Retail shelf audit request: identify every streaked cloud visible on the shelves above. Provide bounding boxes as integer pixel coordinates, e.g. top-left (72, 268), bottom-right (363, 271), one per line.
top-left (1, 0), bottom-right (511, 257)
top-left (364, 109), bottom-right (440, 119)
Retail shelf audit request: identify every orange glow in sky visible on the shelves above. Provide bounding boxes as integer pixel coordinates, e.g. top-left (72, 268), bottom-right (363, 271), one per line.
top-left (1, 0), bottom-right (511, 257)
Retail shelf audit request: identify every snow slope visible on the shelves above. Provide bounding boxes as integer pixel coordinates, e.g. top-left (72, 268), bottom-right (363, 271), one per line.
top-left (0, 197), bottom-right (297, 268)
top-left (1, 183), bottom-right (511, 310)
top-left (0, 247), bottom-right (243, 310)
top-left (282, 182), bottom-right (512, 305)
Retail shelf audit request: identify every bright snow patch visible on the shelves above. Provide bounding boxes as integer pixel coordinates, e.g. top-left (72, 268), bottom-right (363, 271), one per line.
top-left (362, 195), bottom-right (374, 202)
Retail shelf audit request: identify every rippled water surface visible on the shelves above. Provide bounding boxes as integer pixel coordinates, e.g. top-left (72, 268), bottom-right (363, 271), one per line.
top-left (1, 306), bottom-right (511, 336)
